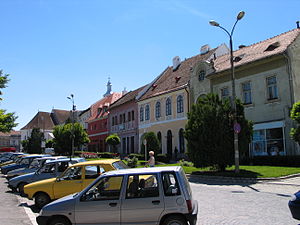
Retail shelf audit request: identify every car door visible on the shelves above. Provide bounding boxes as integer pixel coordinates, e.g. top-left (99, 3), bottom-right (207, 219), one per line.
top-left (121, 173), bottom-right (164, 225)
top-left (53, 166), bottom-right (83, 199)
top-left (74, 175), bottom-right (124, 225)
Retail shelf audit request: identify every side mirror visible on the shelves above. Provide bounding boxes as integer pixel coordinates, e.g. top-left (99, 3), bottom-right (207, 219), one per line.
top-left (56, 177), bottom-right (61, 182)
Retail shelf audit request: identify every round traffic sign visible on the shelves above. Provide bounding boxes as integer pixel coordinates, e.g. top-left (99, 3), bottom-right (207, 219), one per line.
top-left (234, 122), bottom-right (241, 134)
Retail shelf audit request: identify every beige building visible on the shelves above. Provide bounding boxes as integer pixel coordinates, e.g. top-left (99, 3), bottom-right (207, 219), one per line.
top-left (190, 28), bottom-right (300, 156)
top-left (138, 44), bottom-right (229, 159)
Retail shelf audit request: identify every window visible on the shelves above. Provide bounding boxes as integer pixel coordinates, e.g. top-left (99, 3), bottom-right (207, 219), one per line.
top-left (131, 110), bottom-right (134, 121)
top-left (123, 113), bottom-right (126, 123)
top-left (85, 165), bottom-right (105, 179)
top-left (155, 101), bottom-right (161, 119)
top-left (115, 116), bottom-right (118, 125)
top-left (145, 105), bottom-right (150, 120)
top-left (126, 174), bottom-right (159, 199)
top-left (221, 87), bottom-right (229, 100)
top-left (59, 166), bottom-right (82, 180)
top-left (242, 82), bottom-right (252, 104)
top-left (177, 95), bottom-right (184, 113)
top-left (198, 70), bottom-right (205, 81)
top-left (120, 115), bottom-right (123, 124)
top-left (166, 98), bottom-right (172, 116)
top-left (267, 76), bottom-right (278, 100)
top-left (128, 111), bottom-right (131, 121)
top-left (140, 107), bottom-right (144, 122)
top-left (179, 128), bottom-right (185, 153)
top-left (81, 176), bottom-right (124, 201)
top-left (112, 117), bottom-right (115, 126)
top-left (162, 172), bottom-right (181, 196)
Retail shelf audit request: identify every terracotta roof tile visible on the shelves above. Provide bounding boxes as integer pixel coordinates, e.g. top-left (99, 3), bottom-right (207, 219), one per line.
top-left (213, 28), bottom-right (300, 73)
top-left (0, 130), bottom-right (20, 136)
top-left (21, 111), bottom-right (55, 130)
top-left (140, 50), bottom-right (216, 101)
top-left (51, 109), bottom-right (71, 125)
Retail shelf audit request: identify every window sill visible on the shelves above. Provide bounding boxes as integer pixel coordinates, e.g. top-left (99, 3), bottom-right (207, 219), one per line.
top-left (266, 98), bottom-right (280, 104)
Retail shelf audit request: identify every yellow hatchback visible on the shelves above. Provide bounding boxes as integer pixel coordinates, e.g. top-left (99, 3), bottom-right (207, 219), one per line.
top-left (24, 159), bottom-right (128, 208)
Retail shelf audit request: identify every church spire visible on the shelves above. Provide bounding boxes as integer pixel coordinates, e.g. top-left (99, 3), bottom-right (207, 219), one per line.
top-left (103, 77), bottom-right (112, 97)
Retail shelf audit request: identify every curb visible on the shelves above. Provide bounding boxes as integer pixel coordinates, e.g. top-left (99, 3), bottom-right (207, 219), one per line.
top-left (186, 173), bottom-right (300, 183)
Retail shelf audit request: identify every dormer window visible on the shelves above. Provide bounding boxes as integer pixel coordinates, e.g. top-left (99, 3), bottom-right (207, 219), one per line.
top-left (265, 42), bottom-right (280, 51)
top-left (233, 54), bottom-right (245, 62)
top-left (175, 76), bottom-right (181, 83)
top-left (97, 108), bottom-right (102, 115)
top-left (152, 84), bottom-right (157, 90)
top-left (198, 70), bottom-right (206, 81)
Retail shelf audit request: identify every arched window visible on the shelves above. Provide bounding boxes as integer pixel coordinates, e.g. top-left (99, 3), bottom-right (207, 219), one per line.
top-left (157, 131), bottom-right (162, 153)
top-left (145, 105), bottom-right (150, 120)
top-left (155, 101), bottom-right (161, 118)
top-left (140, 106), bottom-right (144, 122)
top-left (179, 128), bottom-right (185, 153)
top-left (177, 95), bottom-right (184, 113)
top-left (166, 98), bottom-right (172, 116)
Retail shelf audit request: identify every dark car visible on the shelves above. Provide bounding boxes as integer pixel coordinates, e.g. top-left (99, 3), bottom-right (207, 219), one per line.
top-left (289, 190), bottom-right (300, 220)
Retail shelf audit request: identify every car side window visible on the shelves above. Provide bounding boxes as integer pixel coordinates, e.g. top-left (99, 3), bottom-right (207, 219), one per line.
top-left (60, 167), bottom-right (82, 180)
top-left (85, 165), bottom-right (105, 179)
top-left (162, 172), bottom-right (181, 196)
top-left (126, 174), bottom-right (159, 199)
top-left (81, 176), bottom-right (123, 201)
top-left (40, 163), bottom-right (55, 173)
top-left (57, 162), bottom-right (69, 172)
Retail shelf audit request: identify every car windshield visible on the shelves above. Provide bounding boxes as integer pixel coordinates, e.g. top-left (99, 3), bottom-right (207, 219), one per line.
top-left (112, 161), bottom-right (129, 170)
top-left (29, 159), bottom-right (42, 169)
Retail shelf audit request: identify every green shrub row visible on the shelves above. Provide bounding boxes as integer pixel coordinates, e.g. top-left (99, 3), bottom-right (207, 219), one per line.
top-left (242, 156), bottom-right (300, 167)
top-left (74, 151), bottom-right (119, 158)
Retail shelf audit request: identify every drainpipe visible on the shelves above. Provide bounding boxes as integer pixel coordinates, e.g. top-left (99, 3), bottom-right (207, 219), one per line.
top-left (184, 84), bottom-right (190, 113)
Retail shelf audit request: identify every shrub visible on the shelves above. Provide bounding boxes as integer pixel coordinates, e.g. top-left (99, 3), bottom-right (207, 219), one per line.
top-left (125, 156), bottom-right (138, 168)
top-left (129, 153), bottom-right (144, 160)
top-left (179, 159), bottom-right (194, 167)
top-left (98, 152), bottom-right (119, 158)
top-left (156, 154), bottom-right (170, 163)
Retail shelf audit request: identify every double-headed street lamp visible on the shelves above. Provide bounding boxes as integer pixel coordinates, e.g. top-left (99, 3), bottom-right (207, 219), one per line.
top-left (209, 11), bottom-right (245, 173)
top-left (67, 94), bottom-right (76, 160)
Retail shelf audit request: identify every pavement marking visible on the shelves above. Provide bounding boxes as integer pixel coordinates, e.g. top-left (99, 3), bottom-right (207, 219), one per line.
top-left (16, 195), bottom-right (38, 225)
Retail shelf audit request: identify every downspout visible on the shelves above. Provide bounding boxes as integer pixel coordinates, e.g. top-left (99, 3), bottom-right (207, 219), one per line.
top-left (184, 84), bottom-right (190, 113)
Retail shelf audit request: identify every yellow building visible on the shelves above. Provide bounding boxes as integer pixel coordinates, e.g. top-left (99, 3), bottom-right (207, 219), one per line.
top-left (138, 44), bottom-right (229, 159)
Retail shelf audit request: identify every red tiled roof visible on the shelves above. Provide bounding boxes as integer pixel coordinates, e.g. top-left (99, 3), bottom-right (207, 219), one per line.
top-left (89, 92), bottom-right (122, 121)
top-left (212, 28), bottom-right (300, 74)
top-left (0, 130), bottom-right (20, 136)
top-left (139, 50), bottom-right (216, 101)
top-left (21, 111), bottom-right (55, 130)
top-left (110, 85), bottom-right (147, 109)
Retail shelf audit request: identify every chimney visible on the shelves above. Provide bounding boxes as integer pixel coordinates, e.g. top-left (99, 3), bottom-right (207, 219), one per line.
top-left (239, 45), bottom-right (246, 49)
top-left (200, 44), bottom-right (210, 55)
top-left (297, 21), bottom-right (300, 29)
top-left (122, 87), bottom-right (128, 96)
top-left (172, 56), bottom-right (181, 71)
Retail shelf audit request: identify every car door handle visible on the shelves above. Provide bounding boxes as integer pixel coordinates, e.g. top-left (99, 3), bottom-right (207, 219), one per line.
top-left (109, 203), bottom-right (117, 207)
top-left (152, 200), bottom-right (160, 205)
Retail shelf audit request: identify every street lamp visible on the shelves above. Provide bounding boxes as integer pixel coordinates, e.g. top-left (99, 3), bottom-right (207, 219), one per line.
top-left (209, 11), bottom-right (245, 173)
top-left (67, 94), bottom-right (76, 160)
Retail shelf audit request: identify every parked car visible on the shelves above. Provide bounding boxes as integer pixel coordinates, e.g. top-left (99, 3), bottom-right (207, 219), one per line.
top-left (6, 156), bottom-right (67, 179)
top-left (8, 157), bottom-right (84, 195)
top-left (0, 153), bottom-right (26, 166)
top-left (36, 166), bottom-right (198, 225)
top-left (24, 159), bottom-right (128, 208)
top-left (289, 190), bottom-right (300, 220)
top-left (1, 155), bottom-right (49, 175)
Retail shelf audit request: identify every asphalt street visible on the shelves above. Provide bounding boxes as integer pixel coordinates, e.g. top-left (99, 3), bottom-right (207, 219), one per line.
top-left (1, 174), bottom-right (300, 225)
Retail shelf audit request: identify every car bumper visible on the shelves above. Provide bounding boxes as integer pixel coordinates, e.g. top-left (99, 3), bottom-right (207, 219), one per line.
top-left (36, 216), bottom-right (51, 225)
top-left (289, 200), bottom-right (300, 220)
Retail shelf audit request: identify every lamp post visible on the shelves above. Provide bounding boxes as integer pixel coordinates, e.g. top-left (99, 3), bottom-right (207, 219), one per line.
top-left (67, 94), bottom-right (76, 160)
top-left (209, 11), bottom-right (245, 173)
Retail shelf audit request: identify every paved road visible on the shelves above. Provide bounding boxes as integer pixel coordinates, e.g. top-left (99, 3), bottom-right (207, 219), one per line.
top-left (1, 174), bottom-right (300, 225)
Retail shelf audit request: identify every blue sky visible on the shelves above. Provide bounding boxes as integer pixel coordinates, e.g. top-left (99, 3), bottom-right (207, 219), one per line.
top-left (0, 0), bottom-right (299, 130)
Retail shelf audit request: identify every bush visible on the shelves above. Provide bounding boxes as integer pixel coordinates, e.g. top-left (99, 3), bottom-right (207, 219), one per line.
top-left (156, 154), bottom-right (170, 163)
top-left (98, 152), bottom-right (119, 158)
top-left (241, 156), bottom-right (300, 167)
top-left (125, 156), bottom-right (138, 168)
top-left (179, 159), bottom-right (194, 167)
top-left (128, 153), bottom-right (144, 160)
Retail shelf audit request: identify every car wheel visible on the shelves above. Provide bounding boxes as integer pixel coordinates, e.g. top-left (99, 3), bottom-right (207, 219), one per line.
top-left (163, 216), bottom-right (188, 225)
top-left (34, 193), bottom-right (50, 209)
top-left (17, 182), bottom-right (27, 196)
top-left (49, 217), bottom-right (71, 225)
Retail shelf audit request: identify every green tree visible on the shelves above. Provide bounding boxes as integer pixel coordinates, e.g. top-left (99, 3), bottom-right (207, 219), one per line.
top-left (290, 102), bottom-right (300, 144)
top-left (21, 140), bottom-right (29, 152)
top-left (27, 128), bottom-right (44, 154)
top-left (45, 139), bottom-right (54, 148)
top-left (105, 134), bottom-right (120, 153)
top-left (0, 70), bottom-right (18, 132)
top-left (53, 122), bottom-right (90, 155)
top-left (141, 132), bottom-right (160, 156)
top-left (185, 93), bottom-right (252, 171)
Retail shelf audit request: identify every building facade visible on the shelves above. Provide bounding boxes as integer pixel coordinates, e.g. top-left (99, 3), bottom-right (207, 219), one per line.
top-left (0, 130), bottom-right (21, 151)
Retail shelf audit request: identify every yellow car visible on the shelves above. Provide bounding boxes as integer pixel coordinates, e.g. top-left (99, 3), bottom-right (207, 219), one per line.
top-left (24, 159), bottom-right (128, 208)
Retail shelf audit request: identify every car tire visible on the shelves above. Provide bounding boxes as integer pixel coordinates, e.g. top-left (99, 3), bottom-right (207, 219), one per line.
top-left (163, 215), bottom-right (188, 225)
top-left (17, 182), bottom-right (27, 196)
top-left (34, 192), bottom-right (50, 209)
top-left (49, 217), bottom-right (71, 225)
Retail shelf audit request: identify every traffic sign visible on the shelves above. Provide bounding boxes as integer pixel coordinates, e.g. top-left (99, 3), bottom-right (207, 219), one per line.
top-left (234, 122), bottom-right (241, 134)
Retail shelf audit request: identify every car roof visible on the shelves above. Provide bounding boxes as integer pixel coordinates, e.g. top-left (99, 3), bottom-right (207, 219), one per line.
top-left (102, 166), bottom-right (182, 176)
top-left (33, 156), bottom-right (66, 161)
top-left (44, 157), bottom-right (85, 164)
top-left (69, 159), bottom-right (121, 167)
top-left (21, 155), bottom-right (48, 159)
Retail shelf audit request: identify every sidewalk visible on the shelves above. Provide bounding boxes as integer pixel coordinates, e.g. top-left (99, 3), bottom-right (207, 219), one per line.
top-left (0, 175), bottom-right (34, 225)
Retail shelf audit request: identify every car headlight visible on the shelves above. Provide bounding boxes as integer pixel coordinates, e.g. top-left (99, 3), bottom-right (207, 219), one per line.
top-left (291, 194), bottom-right (297, 202)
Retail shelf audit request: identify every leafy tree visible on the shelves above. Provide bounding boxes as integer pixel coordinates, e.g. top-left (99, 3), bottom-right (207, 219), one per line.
top-left (27, 128), bottom-right (44, 154)
top-left (105, 134), bottom-right (120, 153)
top-left (0, 70), bottom-right (18, 132)
top-left (141, 132), bottom-right (160, 157)
top-left (21, 140), bottom-right (29, 152)
top-left (185, 93), bottom-right (252, 171)
top-left (290, 102), bottom-right (300, 144)
top-left (53, 122), bottom-right (90, 155)
top-left (45, 139), bottom-right (54, 148)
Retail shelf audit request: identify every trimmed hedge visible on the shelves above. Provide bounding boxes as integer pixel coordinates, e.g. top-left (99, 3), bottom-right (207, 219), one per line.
top-left (242, 156), bottom-right (300, 167)
top-left (74, 151), bottom-right (119, 159)
top-left (128, 153), bottom-right (144, 160)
